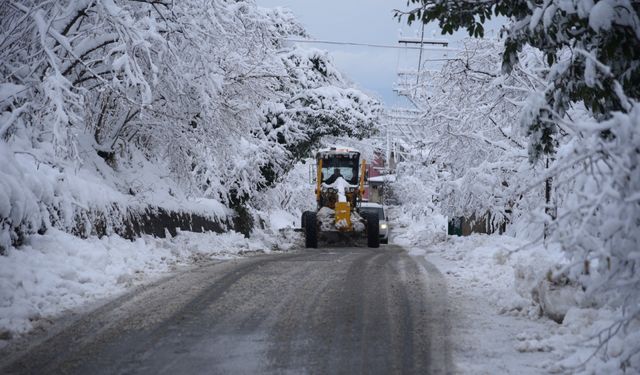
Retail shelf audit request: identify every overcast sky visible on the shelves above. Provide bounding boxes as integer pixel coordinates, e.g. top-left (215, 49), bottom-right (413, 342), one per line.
top-left (255, 0), bottom-right (486, 106)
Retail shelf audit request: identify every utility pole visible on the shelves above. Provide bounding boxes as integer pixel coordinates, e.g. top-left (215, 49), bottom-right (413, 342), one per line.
top-left (387, 32), bottom-right (450, 171)
top-left (416, 24), bottom-right (425, 88)
top-left (398, 30), bottom-right (449, 95)
top-left (398, 30), bottom-right (449, 90)
top-left (386, 117), bottom-right (391, 170)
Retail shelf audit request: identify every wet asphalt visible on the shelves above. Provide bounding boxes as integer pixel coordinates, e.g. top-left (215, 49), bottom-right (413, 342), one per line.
top-left (0, 245), bottom-right (452, 374)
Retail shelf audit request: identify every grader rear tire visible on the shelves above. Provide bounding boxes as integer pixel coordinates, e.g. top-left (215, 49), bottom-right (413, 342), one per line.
top-left (365, 213), bottom-right (380, 248)
top-left (304, 211), bottom-right (318, 248)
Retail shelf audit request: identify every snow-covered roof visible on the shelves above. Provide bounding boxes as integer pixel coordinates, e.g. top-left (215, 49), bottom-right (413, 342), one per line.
top-left (368, 174), bottom-right (396, 183)
top-left (317, 146), bottom-right (360, 154)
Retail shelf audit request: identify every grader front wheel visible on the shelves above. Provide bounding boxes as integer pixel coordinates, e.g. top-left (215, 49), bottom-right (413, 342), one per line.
top-left (301, 211), bottom-right (310, 228)
top-left (303, 211), bottom-right (318, 248)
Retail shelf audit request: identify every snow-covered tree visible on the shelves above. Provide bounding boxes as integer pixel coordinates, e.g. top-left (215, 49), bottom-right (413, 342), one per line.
top-left (397, 1), bottom-right (640, 370)
top-left (393, 38), bottom-right (546, 226)
top-left (0, 0), bottom-right (380, 249)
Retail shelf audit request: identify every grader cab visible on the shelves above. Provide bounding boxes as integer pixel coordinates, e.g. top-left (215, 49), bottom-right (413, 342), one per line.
top-left (301, 147), bottom-right (380, 248)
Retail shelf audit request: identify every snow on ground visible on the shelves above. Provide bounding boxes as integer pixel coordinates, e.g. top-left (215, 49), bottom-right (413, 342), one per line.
top-left (265, 208), bottom-right (299, 231)
top-left (0, 227), bottom-right (301, 345)
top-left (1, 191), bottom-right (634, 373)
top-left (390, 206), bottom-right (635, 374)
top-left (412, 235), bottom-right (561, 374)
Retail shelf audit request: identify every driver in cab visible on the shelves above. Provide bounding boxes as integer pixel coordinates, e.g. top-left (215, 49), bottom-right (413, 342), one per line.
top-left (324, 168), bottom-right (343, 184)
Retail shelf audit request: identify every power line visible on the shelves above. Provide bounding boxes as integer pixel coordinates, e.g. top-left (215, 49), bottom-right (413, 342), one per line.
top-left (284, 38), bottom-right (460, 52)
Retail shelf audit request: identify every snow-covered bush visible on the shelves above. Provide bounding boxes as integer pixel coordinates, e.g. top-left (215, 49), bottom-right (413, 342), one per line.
top-left (549, 103), bottom-right (640, 333)
top-left (250, 159), bottom-right (316, 232)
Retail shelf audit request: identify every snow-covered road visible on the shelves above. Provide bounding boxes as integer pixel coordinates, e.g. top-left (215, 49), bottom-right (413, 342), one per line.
top-left (0, 245), bottom-right (451, 374)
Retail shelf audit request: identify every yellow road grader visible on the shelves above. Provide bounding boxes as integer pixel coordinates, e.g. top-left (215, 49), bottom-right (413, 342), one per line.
top-left (301, 147), bottom-right (379, 248)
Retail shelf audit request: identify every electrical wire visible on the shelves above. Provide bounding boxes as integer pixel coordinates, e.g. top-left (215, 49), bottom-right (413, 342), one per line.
top-left (284, 38), bottom-right (461, 52)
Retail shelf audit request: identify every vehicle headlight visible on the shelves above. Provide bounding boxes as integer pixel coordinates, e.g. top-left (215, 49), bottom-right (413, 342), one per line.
top-left (380, 223), bottom-right (388, 229)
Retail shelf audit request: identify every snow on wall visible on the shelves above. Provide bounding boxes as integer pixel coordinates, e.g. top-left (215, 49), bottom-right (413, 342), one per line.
top-left (0, 142), bottom-right (232, 254)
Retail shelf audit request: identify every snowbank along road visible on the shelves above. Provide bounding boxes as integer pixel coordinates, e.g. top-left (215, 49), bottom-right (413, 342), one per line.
top-left (0, 245), bottom-right (451, 374)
